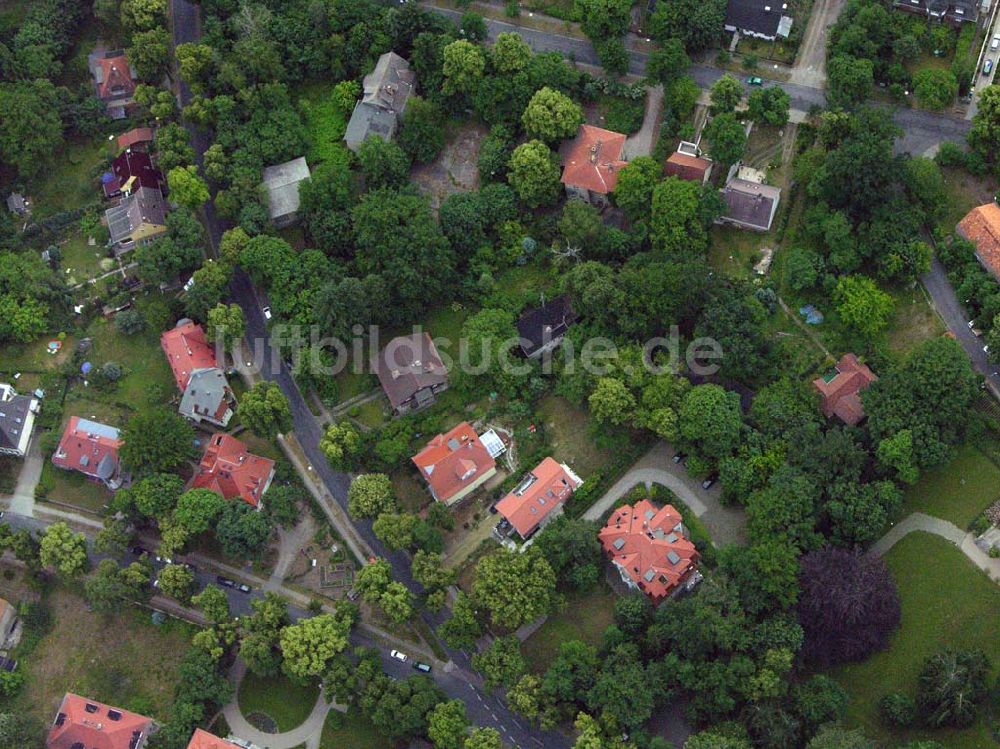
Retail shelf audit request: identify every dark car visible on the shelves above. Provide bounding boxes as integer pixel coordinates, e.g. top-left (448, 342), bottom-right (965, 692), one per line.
top-left (413, 662), bottom-right (432, 673)
top-left (216, 576), bottom-right (235, 588)
top-left (701, 474), bottom-right (718, 490)
top-left (128, 545), bottom-right (147, 556)
top-left (672, 452), bottom-right (686, 464)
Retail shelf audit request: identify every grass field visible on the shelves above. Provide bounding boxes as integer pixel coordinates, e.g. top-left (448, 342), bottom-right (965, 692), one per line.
top-left (901, 444), bottom-right (1000, 528)
top-left (319, 709), bottom-right (393, 749)
top-left (520, 587), bottom-right (616, 673)
top-left (5, 581), bottom-right (194, 727)
top-left (238, 671), bottom-right (319, 732)
top-left (60, 232), bottom-right (111, 283)
top-left (709, 225), bottom-right (769, 278)
top-left (536, 395), bottom-right (614, 478)
top-left (832, 532), bottom-right (1000, 749)
top-left (38, 462), bottom-right (112, 513)
top-left (938, 166), bottom-right (994, 235)
top-left (29, 137), bottom-right (107, 218)
top-left (886, 284), bottom-right (946, 356)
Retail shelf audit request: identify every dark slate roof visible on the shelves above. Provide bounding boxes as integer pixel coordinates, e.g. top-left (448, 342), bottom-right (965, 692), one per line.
top-left (0, 387), bottom-right (34, 452)
top-left (726, 0), bottom-right (783, 35)
top-left (516, 295), bottom-right (577, 356)
top-left (374, 333), bottom-right (449, 408)
top-left (721, 179), bottom-right (781, 230)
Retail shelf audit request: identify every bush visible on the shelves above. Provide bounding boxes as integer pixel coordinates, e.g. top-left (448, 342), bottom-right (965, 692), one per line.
top-left (879, 692), bottom-right (917, 727)
top-left (602, 97), bottom-right (645, 134)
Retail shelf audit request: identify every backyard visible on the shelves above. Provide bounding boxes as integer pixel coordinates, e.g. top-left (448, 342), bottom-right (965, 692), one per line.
top-left (900, 443), bottom-right (1000, 528)
top-left (3, 578), bottom-right (194, 728)
top-left (238, 671), bottom-right (319, 733)
top-left (28, 136), bottom-right (107, 219)
top-left (832, 532), bottom-right (1000, 749)
top-left (520, 586), bottom-right (617, 673)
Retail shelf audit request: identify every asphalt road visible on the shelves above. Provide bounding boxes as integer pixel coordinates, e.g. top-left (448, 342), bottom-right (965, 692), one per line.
top-left (430, 6), bottom-right (972, 155)
top-left (922, 258), bottom-right (1000, 391)
top-left (168, 1), bottom-right (565, 745)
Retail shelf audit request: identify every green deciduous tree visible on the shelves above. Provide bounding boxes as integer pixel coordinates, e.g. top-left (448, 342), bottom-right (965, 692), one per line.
top-left (612, 156), bottom-right (661, 223)
top-left (428, 699), bottom-right (470, 749)
top-left (158, 563), bottom-right (195, 603)
top-left (280, 609), bottom-right (356, 683)
top-left (473, 547), bottom-right (558, 629)
top-left (442, 39), bottom-right (486, 96)
top-left (0, 81), bottom-right (63, 178)
top-left (215, 501), bottom-right (272, 560)
top-left (465, 728), bottom-right (503, 749)
top-left (917, 650), bottom-right (991, 728)
top-left (827, 56), bottom-right (873, 109)
top-left (522, 87), bottom-right (584, 143)
top-left (167, 165), bottom-right (211, 210)
top-left (237, 381), bottom-right (292, 437)
top-left (913, 68), bottom-right (958, 111)
top-left (703, 112), bottom-right (747, 169)
top-left (507, 140), bottom-right (561, 208)
top-left (121, 409), bottom-right (196, 474)
top-left (357, 136), bottom-right (412, 189)
top-left (747, 86), bottom-right (790, 126)
top-left (439, 592), bottom-right (483, 649)
top-left (650, 176), bottom-right (708, 259)
top-left (320, 421), bottom-right (365, 471)
top-left (709, 74), bottom-right (742, 113)
top-left (40, 522), bottom-right (88, 577)
top-left (373, 513), bottom-right (417, 550)
top-left (174, 488), bottom-right (226, 535)
top-left (834, 275), bottom-right (894, 339)
top-left (678, 384), bottom-right (743, 460)
top-left (348, 474), bottom-right (397, 519)
top-left (127, 27), bottom-right (171, 82)
top-left (205, 304), bottom-right (245, 350)
top-left (472, 635), bottom-right (527, 689)
top-left (491, 32), bottom-right (532, 73)
top-left (399, 96), bottom-right (447, 164)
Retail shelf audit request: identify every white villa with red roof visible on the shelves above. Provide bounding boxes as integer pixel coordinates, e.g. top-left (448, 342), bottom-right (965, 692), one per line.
top-left (47, 693), bottom-right (153, 749)
top-left (192, 434), bottom-right (275, 509)
top-left (160, 320), bottom-right (235, 427)
top-left (494, 457), bottom-right (582, 543)
top-left (599, 499), bottom-right (701, 605)
top-left (412, 422), bottom-right (500, 505)
top-left (51, 416), bottom-right (125, 489)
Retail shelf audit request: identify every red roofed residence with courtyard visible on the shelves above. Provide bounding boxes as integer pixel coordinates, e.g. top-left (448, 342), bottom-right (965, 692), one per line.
top-left (495, 457), bottom-right (583, 540)
top-left (812, 353), bottom-right (877, 426)
top-left (192, 433), bottom-right (275, 509)
top-left (161, 319), bottom-right (235, 427)
top-left (560, 124), bottom-right (628, 208)
top-left (186, 728), bottom-right (242, 749)
top-left (51, 416), bottom-right (125, 489)
top-left (412, 422), bottom-right (497, 505)
top-left (47, 692), bottom-right (153, 749)
top-left (957, 202), bottom-right (1000, 280)
top-left (599, 499), bottom-right (700, 605)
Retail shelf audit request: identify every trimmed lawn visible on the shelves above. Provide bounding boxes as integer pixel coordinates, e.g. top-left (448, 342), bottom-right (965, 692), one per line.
top-left (238, 671), bottom-right (319, 732)
top-left (39, 461), bottom-right (112, 514)
top-left (709, 225), bottom-right (769, 279)
top-left (832, 532), bottom-right (1000, 749)
top-left (391, 466), bottom-right (431, 514)
top-left (521, 587), bottom-right (617, 673)
top-left (319, 709), bottom-right (394, 749)
top-left (536, 395), bottom-right (613, 477)
top-left (354, 398), bottom-right (388, 430)
top-left (900, 444), bottom-right (1000, 528)
top-left (6, 582), bottom-right (194, 727)
top-left (60, 232), bottom-right (112, 284)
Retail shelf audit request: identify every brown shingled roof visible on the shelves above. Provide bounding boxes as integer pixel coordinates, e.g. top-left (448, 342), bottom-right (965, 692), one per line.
top-left (957, 202), bottom-right (1000, 279)
top-left (811, 353), bottom-right (877, 426)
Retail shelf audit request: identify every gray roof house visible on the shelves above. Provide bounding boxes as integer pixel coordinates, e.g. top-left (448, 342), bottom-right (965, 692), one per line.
top-left (6, 193), bottom-right (27, 216)
top-left (344, 52), bottom-right (416, 152)
top-left (261, 157), bottom-right (311, 228)
top-left (0, 383), bottom-right (39, 458)
top-left (374, 332), bottom-right (449, 415)
top-left (104, 186), bottom-right (168, 255)
top-left (719, 178), bottom-right (782, 232)
top-left (180, 368), bottom-right (236, 427)
top-left (724, 0), bottom-right (793, 39)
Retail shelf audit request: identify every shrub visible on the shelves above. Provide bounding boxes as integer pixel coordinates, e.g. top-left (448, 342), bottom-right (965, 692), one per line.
top-left (602, 97), bottom-right (645, 134)
top-left (879, 692), bottom-right (916, 727)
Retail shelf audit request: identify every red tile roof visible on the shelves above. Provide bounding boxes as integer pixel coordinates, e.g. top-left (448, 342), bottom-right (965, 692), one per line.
top-left (192, 434), bottom-right (275, 508)
top-left (187, 729), bottom-right (242, 749)
top-left (93, 53), bottom-right (136, 101)
top-left (599, 499), bottom-right (699, 604)
top-left (116, 127), bottom-right (154, 151)
top-left (51, 416), bottom-right (122, 482)
top-left (161, 321), bottom-right (219, 392)
top-left (811, 353), bottom-right (877, 426)
top-left (957, 202), bottom-right (1000, 280)
top-left (495, 457), bottom-right (582, 538)
top-left (47, 693), bottom-right (153, 749)
top-left (412, 422), bottom-right (496, 503)
top-left (560, 124), bottom-right (628, 195)
top-left (664, 151), bottom-right (712, 182)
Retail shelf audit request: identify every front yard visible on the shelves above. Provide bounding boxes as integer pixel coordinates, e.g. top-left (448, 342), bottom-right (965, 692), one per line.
top-left (900, 444), bottom-right (1000, 528)
top-left (832, 532), bottom-right (1000, 749)
top-left (520, 586), bottom-right (617, 673)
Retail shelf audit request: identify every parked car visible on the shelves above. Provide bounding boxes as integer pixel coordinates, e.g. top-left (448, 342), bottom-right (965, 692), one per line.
top-left (390, 649), bottom-right (408, 662)
top-left (747, 76), bottom-right (763, 86)
top-left (413, 662), bottom-right (432, 673)
top-left (672, 452), bottom-right (687, 464)
top-left (701, 475), bottom-right (718, 490)
top-left (216, 576), bottom-right (235, 588)
top-left (984, 59), bottom-right (993, 76)
top-left (347, 588), bottom-right (360, 601)
top-left (237, 583), bottom-right (252, 594)
top-left (262, 305), bottom-right (272, 320)
top-left (128, 545), bottom-right (146, 556)
top-left (155, 555), bottom-right (173, 565)
top-left (991, 34), bottom-right (1000, 50)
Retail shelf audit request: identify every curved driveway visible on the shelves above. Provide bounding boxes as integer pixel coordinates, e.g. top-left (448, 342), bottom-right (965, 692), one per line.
top-left (583, 442), bottom-right (747, 546)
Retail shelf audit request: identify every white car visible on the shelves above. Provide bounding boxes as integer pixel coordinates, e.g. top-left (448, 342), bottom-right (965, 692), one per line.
top-left (390, 649), bottom-right (408, 662)
top-left (991, 35), bottom-right (1000, 51)
top-left (262, 306), bottom-right (272, 320)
